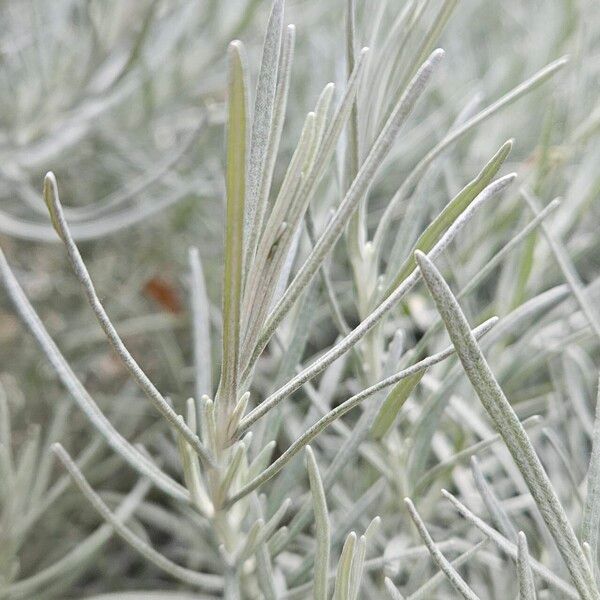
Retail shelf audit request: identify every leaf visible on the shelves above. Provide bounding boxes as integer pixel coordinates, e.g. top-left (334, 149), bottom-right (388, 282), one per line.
top-left (414, 250), bottom-right (599, 600)
top-left (240, 174), bottom-right (513, 433)
top-left (371, 370), bottom-right (424, 439)
top-left (397, 0), bottom-right (458, 94)
top-left (471, 456), bottom-right (517, 541)
top-left (582, 377), bottom-right (600, 558)
top-left (244, 0), bottom-right (285, 268)
top-left (404, 498), bottom-right (481, 600)
top-left (517, 531), bottom-right (537, 600)
top-left (385, 577), bottom-right (406, 600)
top-left (383, 139), bottom-right (513, 299)
top-left (522, 188), bottom-right (600, 341)
top-left (333, 531), bottom-right (356, 600)
top-left (228, 317), bottom-right (497, 505)
top-left (374, 56), bottom-right (568, 250)
top-left (409, 540), bottom-right (488, 600)
top-left (219, 40), bottom-right (248, 409)
top-left (442, 489), bottom-right (578, 599)
top-left (258, 48), bottom-right (443, 366)
top-left (242, 48), bottom-right (370, 373)
top-left (189, 247), bottom-right (213, 399)
top-left (0, 246), bottom-right (190, 502)
top-left (413, 416), bottom-right (542, 495)
top-left (40, 173), bottom-right (213, 467)
top-left (52, 444), bottom-right (223, 591)
top-left (306, 446), bottom-right (330, 600)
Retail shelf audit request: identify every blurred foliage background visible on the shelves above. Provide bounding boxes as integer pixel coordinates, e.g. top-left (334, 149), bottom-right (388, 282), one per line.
top-left (0, 0), bottom-right (599, 598)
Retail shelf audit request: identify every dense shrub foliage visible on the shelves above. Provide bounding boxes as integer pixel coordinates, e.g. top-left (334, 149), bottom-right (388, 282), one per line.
top-left (1, 1), bottom-right (599, 598)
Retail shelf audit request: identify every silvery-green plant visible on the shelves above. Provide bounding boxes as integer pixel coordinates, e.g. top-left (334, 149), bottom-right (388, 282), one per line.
top-left (1, 0), bottom-right (600, 598)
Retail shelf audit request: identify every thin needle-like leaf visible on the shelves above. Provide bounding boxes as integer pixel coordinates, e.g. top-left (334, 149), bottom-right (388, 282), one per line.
top-left (409, 541), bottom-right (488, 600)
top-left (52, 444), bottom-right (223, 591)
top-left (239, 108), bottom-right (316, 358)
top-left (404, 498), bottom-right (481, 600)
top-left (333, 532), bottom-right (356, 600)
top-left (582, 377), bottom-right (600, 558)
top-left (375, 56), bottom-right (568, 250)
top-left (189, 247), bottom-right (212, 401)
top-left (241, 48), bottom-right (370, 369)
top-left (382, 139), bottom-right (513, 300)
top-left (218, 40), bottom-right (248, 412)
top-left (42, 173), bottom-right (213, 467)
top-left (227, 317), bottom-right (497, 505)
top-left (442, 490), bottom-right (578, 598)
top-left (471, 456), bottom-right (518, 541)
top-left (244, 0), bottom-right (285, 268)
top-left (254, 48), bottom-right (444, 369)
top-left (239, 174), bottom-right (514, 432)
top-left (517, 531), bottom-right (537, 600)
top-left (395, 0), bottom-right (457, 100)
top-left (413, 416), bottom-right (543, 495)
top-left (251, 23), bottom-right (296, 260)
top-left (0, 247), bottom-right (188, 501)
top-left (457, 199), bottom-right (560, 299)
top-left (306, 446), bottom-right (330, 600)
top-left (521, 188), bottom-right (600, 341)
top-left (415, 250), bottom-right (598, 600)
top-left (385, 577), bottom-right (406, 599)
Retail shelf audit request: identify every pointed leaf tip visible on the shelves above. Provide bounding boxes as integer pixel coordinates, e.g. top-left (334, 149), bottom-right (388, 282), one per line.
top-left (42, 171), bottom-right (63, 240)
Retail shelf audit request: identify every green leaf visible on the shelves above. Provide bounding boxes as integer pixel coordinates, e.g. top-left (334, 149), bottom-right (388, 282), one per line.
top-left (374, 56), bottom-right (568, 251)
top-left (383, 139), bottom-right (512, 300)
top-left (219, 40), bottom-right (248, 409)
top-left (371, 370), bottom-right (424, 439)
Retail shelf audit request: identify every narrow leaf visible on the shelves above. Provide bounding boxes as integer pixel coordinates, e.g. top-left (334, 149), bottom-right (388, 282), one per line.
top-left (414, 250), bottom-right (598, 600)
top-left (42, 173), bottom-right (213, 466)
top-left (375, 56), bottom-right (568, 249)
top-left (189, 247), bottom-right (212, 400)
top-left (442, 489), bottom-right (578, 598)
top-left (245, 0), bottom-right (285, 267)
top-left (219, 41), bottom-right (248, 410)
top-left (371, 370), bottom-right (424, 439)
top-left (259, 48), bottom-right (444, 365)
top-left (306, 446), bottom-right (330, 600)
top-left (582, 377), bottom-right (600, 558)
top-left (404, 498), bottom-right (481, 600)
top-left (333, 532), bottom-right (356, 600)
top-left (385, 577), bottom-right (406, 600)
top-left (0, 247), bottom-right (189, 502)
top-left (517, 531), bottom-right (537, 600)
top-left (471, 456), bottom-right (518, 541)
top-left (228, 319), bottom-right (497, 504)
top-left (383, 139), bottom-right (513, 299)
top-left (52, 444), bottom-right (223, 591)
